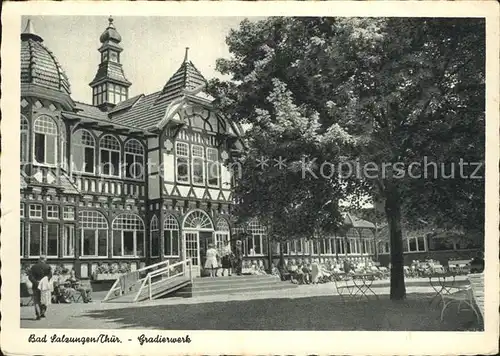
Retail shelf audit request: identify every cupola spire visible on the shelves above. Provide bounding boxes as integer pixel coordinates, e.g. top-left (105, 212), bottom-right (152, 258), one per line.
top-left (21, 19), bottom-right (43, 42)
top-left (184, 47), bottom-right (190, 62)
top-left (90, 16), bottom-right (131, 111)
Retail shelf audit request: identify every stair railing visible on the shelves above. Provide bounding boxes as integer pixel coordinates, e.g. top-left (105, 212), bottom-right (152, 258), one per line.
top-left (132, 258), bottom-right (193, 302)
top-left (103, 260), bottom-right (171, 302)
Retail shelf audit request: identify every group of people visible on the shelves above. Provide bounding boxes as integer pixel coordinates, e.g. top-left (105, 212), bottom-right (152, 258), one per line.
top-left (204, 239), bottom-right (244, 277)
top-left (276, 257), bottom-right (382, 284)
top-left (21, 256), bottom-right (93, 320)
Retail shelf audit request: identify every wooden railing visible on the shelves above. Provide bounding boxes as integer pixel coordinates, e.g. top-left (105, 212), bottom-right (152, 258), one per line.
top-left (103, 260), bottom-right (171, 301)
top-left (133, 259), bottom-right (193, 302)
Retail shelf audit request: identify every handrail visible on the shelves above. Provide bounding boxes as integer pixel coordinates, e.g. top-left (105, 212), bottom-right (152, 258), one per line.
top-left (132, 258), bottom-right (193, 302)
top-left (103, 260), bottom-right (171, 302)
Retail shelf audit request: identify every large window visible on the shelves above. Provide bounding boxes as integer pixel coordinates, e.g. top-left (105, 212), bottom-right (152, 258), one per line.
top-left (46, 223), bottom-right (59, 257)
top-left (107, 83), bottom-right (127, 104)
top-left (164, 214), bottom-right (180, 257)
top-left (63, 225), bottom-right (75, 257)
top-left (150, 215), bottom-right (160, 257)
top-left (191, 145), bottom-right (205, 185)
top-left (408, 236), bottom-right (427, 252)
top-left (29, 222), bottom-right (42, 257)
top-left (176, 142), bottom-right (189, 183)
top-left (336, 238), bottom-right (345, 255)
top-left (112, 214), bottom-right (145, 257)
top-left (207, 148), bottom-right (219, 187)
top-left (100, 135), bottom-right (121, 177)
top-left (72, 130), bottom-right (95, 174)
top-left (33, 115), bottom-right (58, 165)
top-left (79, 211), bottom-right (108, 257)
top-left (247, 219), bottom-right (266, 256)
top-left (124, 139), bottom-right (144, 180)
top-left (21, 115), bottom-right (29, 162)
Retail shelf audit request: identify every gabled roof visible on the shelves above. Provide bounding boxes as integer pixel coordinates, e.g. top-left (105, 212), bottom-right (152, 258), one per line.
top-left (154, 48), bottom-right (208, 107)
top-left (344, 212), bottom-right (376, 230)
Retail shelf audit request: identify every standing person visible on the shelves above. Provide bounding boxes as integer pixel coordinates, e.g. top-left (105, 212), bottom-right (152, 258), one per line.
top-left (28, 256), bottom-right (52, 320)
top-left (220, 239), bottom-right (233, 276)
top-left (235, 240), bottom-right (244, 276)
top-left (204, 243), bottom-right (219, 277)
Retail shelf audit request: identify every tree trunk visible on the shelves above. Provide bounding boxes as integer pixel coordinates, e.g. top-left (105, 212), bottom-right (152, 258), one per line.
top-left (279, 243), bottom-right (285, 268)
top-left (384, 181), bottom-right (406, 300)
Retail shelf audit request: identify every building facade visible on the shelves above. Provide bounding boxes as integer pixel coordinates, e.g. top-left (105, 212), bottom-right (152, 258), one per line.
top-left (20, 18), bottom-right (380, 278)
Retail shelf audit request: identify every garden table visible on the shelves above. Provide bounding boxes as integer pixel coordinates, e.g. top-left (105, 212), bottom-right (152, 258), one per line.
top-left (333, 272), bottom-right (378, 302)
top-left (427, 272), bottom-right (457, 306)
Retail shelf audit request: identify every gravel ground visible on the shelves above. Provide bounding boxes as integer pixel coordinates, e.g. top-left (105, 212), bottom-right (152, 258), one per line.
top-left (20, 279), bottom-right (482, 331)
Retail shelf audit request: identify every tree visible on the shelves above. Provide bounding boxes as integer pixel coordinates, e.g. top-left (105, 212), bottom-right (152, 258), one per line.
top-left (210, 17), bottom-right (485, 299)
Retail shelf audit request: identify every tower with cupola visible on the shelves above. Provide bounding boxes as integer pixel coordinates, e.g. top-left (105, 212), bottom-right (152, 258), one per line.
top-left (89, 16), bottom-right (131, 111)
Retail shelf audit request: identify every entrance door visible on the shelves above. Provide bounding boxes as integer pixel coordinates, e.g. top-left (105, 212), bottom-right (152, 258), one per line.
top-left (184, 232), bottom-right (200, 277)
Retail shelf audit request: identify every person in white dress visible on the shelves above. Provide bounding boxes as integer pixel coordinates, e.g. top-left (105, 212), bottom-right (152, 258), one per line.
top-left (204, 243), bottom-right (219, 277)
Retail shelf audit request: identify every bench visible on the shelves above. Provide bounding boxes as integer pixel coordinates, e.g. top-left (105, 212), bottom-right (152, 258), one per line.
top-left (468, 273), bottom-right (484, 321)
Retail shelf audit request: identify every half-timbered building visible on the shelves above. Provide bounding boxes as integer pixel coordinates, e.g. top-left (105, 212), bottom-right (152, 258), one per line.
top-left (20, 18), bottom-right (384, 279)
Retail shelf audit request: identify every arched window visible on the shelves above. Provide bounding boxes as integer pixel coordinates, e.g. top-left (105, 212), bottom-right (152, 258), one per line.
top-left (33, 115), bottom-right (58, 165)
top-left (183, 210), bottom-right (213, 230)
top-left (247, 219), bottom-right (267, 256)
top-left (112, 213), bottom-right (145, 257)
top-left (150, 215), bottom-right (160, 258)
top-left (215, 218), bottom-right (230, 250)
top-left (164, 214), bottom-right (180, 257)
top-left (124, 139), bottom-right (144, 180)
top-left (100, 135), bottom-right (120, 177)
top-left (79, 211), bottom-right (108, 257)
top-left (72, 129), bottom-right (95, 173)
top-left (20, 115), bottom-right (29, 162)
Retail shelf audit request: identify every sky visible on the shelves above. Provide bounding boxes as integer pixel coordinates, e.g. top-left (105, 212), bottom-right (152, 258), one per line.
top-left (22, 16), bottom-right (252, 104)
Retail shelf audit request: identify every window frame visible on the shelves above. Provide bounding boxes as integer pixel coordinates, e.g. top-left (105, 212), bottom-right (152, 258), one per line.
top-left (79, 210), bottom-right (109, 258)
top-left (99, 135), bottom-right (121, 178)
top-left (46, 205), bottom-right (59, 220)
top-left (124, 139), bottom-right (145, 181)
top-left (73, 129), bottom-right (96, 174)
top-left (20, 115), bottom-right (29, 162)
top-left (150, 215), bottom-right (160, 258)
top-left (28, 221), bottom-right (43, 257)
top-left (112, 213), bottom-right (145, 257)
top-left (191, 144), bottom-right (205, 186)
top-left (46, 222), bottom-right (59, 258)
top-left (63, 206), bottom-right (75, 220)
top-left (206, 147), bottom-right (220, 187)
top-left (164, 214), bottom-right (180, 257)
top-left (62, 224), bottom-right (75, 257)
top-left (33, 115), bottom-right (58, 166)
top-left (175, 142), bottom-right (190, 183)
top-left (29, 204), bottom-right (43, 219)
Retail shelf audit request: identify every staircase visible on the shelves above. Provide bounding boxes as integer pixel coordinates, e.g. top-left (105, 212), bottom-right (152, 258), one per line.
top-left (173, 274), bottom-right (298, 298)
top-left (103, 259), bottom-right (193, 303)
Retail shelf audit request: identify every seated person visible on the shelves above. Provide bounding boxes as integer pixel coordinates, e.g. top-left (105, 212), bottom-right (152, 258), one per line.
top-left (52, 269), bottom-right (76, 303)
top-left (241, 260), bottom-right (252, 275)
top-left (302, 260), bottom-right (312, 284)
top-left (257, 260), bottom-right (267, 275)
top-left (66, 269), bottom-right (92, 303)
top-left (271, 263), bottom-right (281, 278)
top-left (277, 260), bottom-right (291, 281)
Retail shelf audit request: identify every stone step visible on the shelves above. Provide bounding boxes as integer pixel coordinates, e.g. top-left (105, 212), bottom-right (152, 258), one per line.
top-left (175, 282), bottom-right (298, 298)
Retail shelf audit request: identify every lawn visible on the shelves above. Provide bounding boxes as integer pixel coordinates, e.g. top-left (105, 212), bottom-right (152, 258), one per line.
top-left (23, 292), bottom-right (482, 331)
